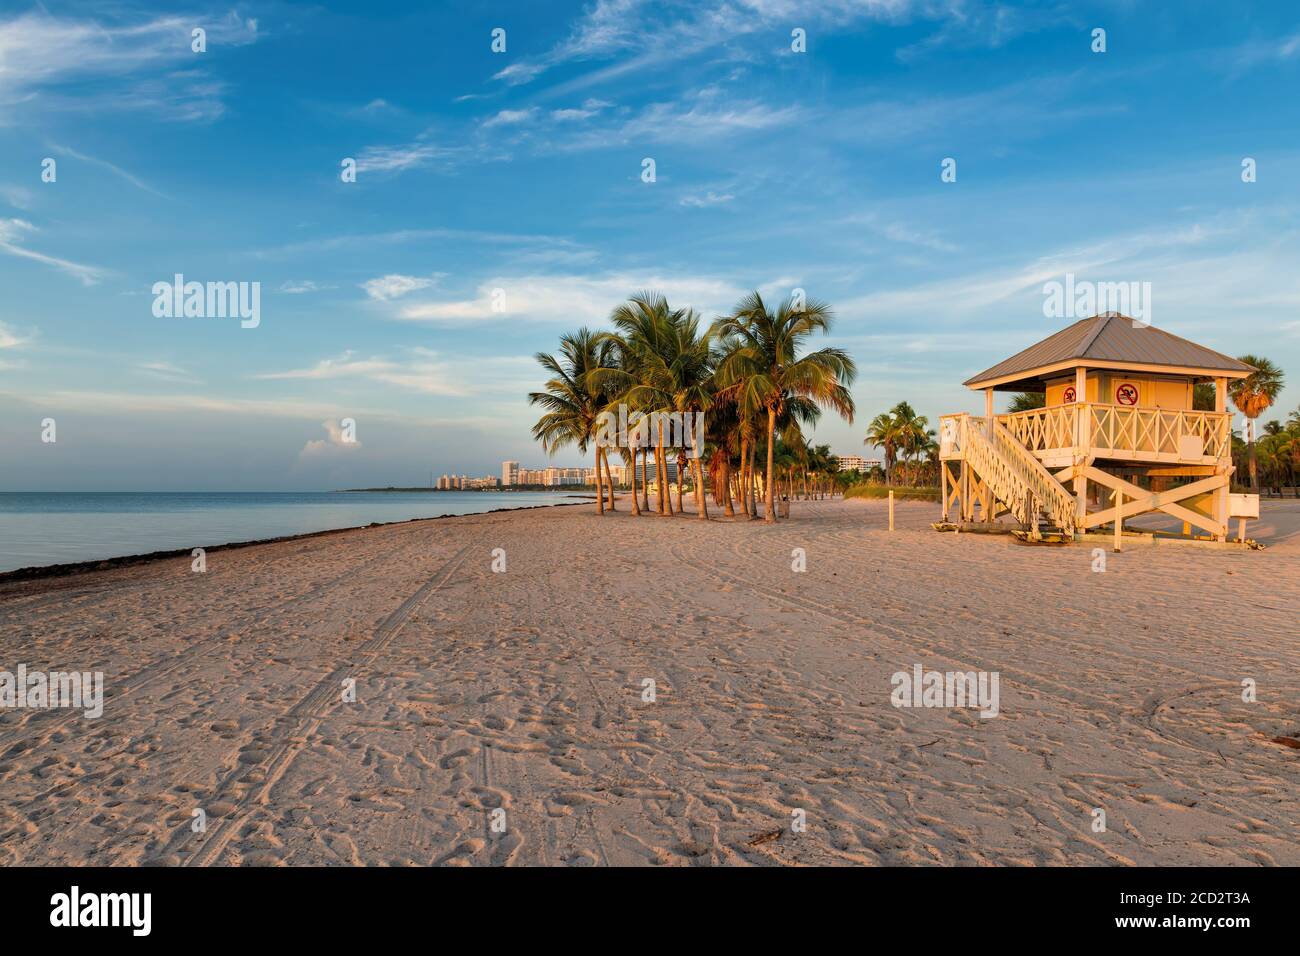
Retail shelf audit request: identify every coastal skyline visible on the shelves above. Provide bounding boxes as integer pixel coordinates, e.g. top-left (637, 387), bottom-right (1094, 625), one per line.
top-left (2, 0), bottom-right (1299, 491)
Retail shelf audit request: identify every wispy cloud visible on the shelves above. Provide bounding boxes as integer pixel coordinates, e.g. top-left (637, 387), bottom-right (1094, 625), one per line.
top-left (484, 0), bottom-right (993, 94)
top-left (250, 228), bottom-right (587, 261)
top-left (136, 361), bottom-right (201, 384)
top-left (487, 91), bottom-right (801, 153)
top-left (354, 141), bottom-right (464, 174)
top-left (0, 11), bottom-right (259, 123)
top-left (394, 273), bottom-right (745, 324)
top-left (278, 280), bottom-right (336, 294)
top-left (481, 107), bottom-right (540, 128)
top-left (0, 320), bottom-right (28, 349)
top-left (47, 144), bottom-right (166, 197)
top-left (360, 274), bottom-right (442, 301)
top-left (680, 190), bottom-right (736, 208)
top-left (0, 218), bottom-right (106, 285)
top-left (254, 349), bottom-right (468, 397)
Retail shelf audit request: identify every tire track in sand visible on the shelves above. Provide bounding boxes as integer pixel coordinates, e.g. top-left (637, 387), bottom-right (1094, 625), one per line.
top-left (0, 546), bottom-right (402, 758)
top-left (161, 543), bottom-right (475, 866)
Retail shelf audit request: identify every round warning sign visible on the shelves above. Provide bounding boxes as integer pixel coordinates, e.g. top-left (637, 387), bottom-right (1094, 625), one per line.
top-left (1063, 386), bottom-right (1076, 403)
top-left (1115, 382), bottom-right (1139, 406)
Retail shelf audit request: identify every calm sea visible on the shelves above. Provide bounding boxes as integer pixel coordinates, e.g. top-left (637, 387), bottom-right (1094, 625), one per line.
top-left (0, 491), bottom-right (586, 574)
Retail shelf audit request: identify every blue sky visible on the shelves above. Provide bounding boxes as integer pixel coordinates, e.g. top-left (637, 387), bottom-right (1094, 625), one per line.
top-left (1, 0), bottom-right (1297, 491)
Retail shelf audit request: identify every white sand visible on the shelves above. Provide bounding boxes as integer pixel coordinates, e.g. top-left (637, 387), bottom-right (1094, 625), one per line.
top-left (1, 497), bottom-right (1297, 866)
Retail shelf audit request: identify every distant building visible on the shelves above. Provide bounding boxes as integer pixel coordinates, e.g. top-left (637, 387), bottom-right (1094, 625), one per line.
top-left (436, 472), bottom-right (498, 490)
top-left (837, 455), bottom-right (882, 473)
top-left (502, 461), bottom-right (519, 486)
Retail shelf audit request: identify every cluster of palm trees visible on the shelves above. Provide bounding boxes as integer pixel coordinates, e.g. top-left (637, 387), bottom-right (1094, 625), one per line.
top-left (863, 401), bottom-right (938, 486)
top-left (1250, 409), bottom-right (1300, 495)
top-left (528, 290), bottom-right (856, 523)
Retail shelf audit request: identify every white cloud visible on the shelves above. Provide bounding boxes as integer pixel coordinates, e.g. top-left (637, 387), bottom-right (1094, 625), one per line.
top-left (0, 184), bottom-right (34, 210)
top-left (0, 218), bottom-right (106, 285)
top-left (0, 11), bottom-right (259, 122)
top-left (491, 61), bottom-right (548, 86)
top-left (300, 419), bottom-right (361, 458)
top-left (254, 350), bottom-right (467, 397)
top-left (47, 144), bottom-right (165, 197)
top-left (482, 108), bottom-right (539, 128)
top-left (485, 0), bottom-right (929, 92)
top-left (395, 273), bottom-right (746, 324)
top-left (680, 190), bottom-right (736, 208)
top-left (136, 361), bottom-right (200, 384)
top-left (0, 320), bottom-right (27, 349)
top-left (354, 142), bottom-right (461, 174)
top-left (278, 279), bottom-right (335, 294)
top-left (547, 95), bottom-right (801, 151)
top-left (360, 274), bottom-right (441, 301)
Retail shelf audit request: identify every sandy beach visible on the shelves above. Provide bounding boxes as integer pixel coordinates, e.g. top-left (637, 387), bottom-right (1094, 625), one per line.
top-left (1, 498), bottom-right (1297, 866)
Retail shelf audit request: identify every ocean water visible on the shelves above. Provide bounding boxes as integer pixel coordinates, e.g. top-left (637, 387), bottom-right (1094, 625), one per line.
top-left (0, 491), bottom-right (586, 574)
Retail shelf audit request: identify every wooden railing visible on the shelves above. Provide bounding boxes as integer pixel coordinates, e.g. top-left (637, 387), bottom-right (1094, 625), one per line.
top-left (957, 415), bottom-right (1076, 533)
top-left (999, 404), bottom-right (1076, 454)
top-left (998, 403), bottom-right (1231, 462)
top-left (938, 414), bottom-right (964, 459)
top-left (1087, 404), bottom-right (1231, 460)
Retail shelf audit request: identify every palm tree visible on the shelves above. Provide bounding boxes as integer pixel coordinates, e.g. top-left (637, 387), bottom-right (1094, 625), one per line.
top-left (864, 412), bottom-right (900, 485)
top-left (713, 292), bottom-right (856, 523)
top-left (1008, 392), bottom-right (1045, 413)
top-left (705, 394), bottom-right (741, 516)
top-left (528, 329), bottom-right (615, 514)
top-left (597, 293), bottom-right (714, 519)
top-left (890, 402), bottom-right (930, 486)
top-left (1228, 355), bottom-right (1284, 491)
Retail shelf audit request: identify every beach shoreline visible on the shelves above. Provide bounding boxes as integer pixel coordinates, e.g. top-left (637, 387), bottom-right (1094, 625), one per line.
top-left (0, 498), bottom-right (594, 586)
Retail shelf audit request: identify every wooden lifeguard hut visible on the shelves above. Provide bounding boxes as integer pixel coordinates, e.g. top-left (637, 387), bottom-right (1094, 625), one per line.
top-left (938, 313), bottom-right (1258, 545)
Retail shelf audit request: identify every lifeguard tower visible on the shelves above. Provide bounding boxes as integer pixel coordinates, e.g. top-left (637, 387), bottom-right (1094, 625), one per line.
top-left (938, 313), bottom-right (1258, 545)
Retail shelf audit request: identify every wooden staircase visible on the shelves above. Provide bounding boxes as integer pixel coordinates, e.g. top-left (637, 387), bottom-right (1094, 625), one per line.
top-left (948, 414), bottom-right (1077, 538)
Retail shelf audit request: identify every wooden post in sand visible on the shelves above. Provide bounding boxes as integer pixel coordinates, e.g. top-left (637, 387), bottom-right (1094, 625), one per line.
top-left (888, 490), bottom-right (895, 531)
top-left (1113, 489), bottom-right (1123, 552)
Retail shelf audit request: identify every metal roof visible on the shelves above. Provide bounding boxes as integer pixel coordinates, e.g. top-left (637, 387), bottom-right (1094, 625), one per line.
top-left (964, 313), bottom-right (1256, 389)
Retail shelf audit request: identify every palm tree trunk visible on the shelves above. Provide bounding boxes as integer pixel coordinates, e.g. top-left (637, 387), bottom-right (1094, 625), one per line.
top-left (640, 447), bottom-right (650, 512)
top-left (628, 452), bottom-right (641, 516)
top-left (747, 440), bottom-right (759, 518)
top-left (675, 451), bottom-right (685, 514)
top-left (722, 455), bottom-right (735, 517)
top-left (1248, 426), bottom-right (1259, 491)
top-left (601, 448), bottom-right (616, 510)
top-left (764, 407), bottom-right (777, 523)
top-left (693, 456), bottom-right (709, 519)
top-left (743, 439), bottom-right (754, 515)
top-left (656, 424), bottom-right (671, 516)
top-left (594, 446), bottom-right (605, 515)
